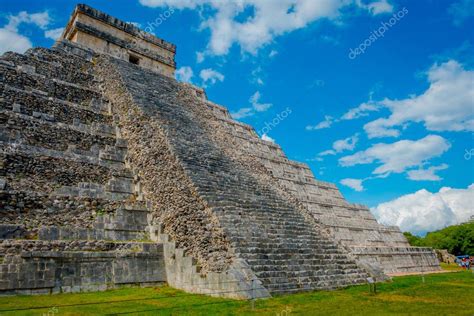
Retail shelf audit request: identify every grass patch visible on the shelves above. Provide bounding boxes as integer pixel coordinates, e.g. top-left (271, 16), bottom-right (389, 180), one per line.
top-left (0, 271), bottom-right (472, 315)
top-left (440, 262), bottom-right (465, 271)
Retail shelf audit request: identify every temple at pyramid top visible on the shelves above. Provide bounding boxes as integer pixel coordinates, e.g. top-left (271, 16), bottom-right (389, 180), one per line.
top-left (61, 4), bottom-right (176, 77)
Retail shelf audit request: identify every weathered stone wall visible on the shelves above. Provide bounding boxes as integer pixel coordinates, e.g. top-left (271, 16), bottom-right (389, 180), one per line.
top-left (62, 4), bottom-right (176, 77)
top-left (0, 240), bottom-right (166, 295)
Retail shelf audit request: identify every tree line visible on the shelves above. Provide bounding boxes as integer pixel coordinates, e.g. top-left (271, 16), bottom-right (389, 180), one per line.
top-left (403, 222), bottom-right (474, 256)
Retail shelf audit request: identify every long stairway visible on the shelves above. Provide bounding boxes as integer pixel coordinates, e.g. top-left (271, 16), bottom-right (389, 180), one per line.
top-left (102, 57), bottom-right (370, 295)
top-left (0, 46), bottom-right (166, 294)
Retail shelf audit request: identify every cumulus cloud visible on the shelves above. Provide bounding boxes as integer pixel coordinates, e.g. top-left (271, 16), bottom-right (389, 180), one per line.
top-left (231, 91), bottom-right (272, 119)
top-left (306, 115), bottom-right (335, 131)
top-left (340, 178), bottom-right (364, 191)
top-left (44, 27), bottom-right (63, 41)
top-left (139, 0), bottom-right (394, 55)
top-left (407, 164), bottom-right (449, 181)
top-left (175, 66), bottom-right (194, 83)
top-left (200, 68), bottom-right (225, 87)
top-left (0, 29), bottom-right (32, 54)
top-left (364, 60), bottom-right (474, 138)
top-left (372, 184), bottom-right (474, 235)
top-left (0, 10), bottom-right (51, 54)
top-left (261, 133), bottom-right (275, 143)
top-left (5, 11), bottom-right (51, 30)
top-left (339, 135), bottom-right (451, 177)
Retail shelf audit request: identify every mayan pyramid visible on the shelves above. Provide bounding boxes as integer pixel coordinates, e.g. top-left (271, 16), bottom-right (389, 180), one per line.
top-left (0, 4), bottom-right (440, 298)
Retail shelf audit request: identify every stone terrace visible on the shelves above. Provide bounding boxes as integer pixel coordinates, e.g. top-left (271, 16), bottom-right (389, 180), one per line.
top-left (0, 43), bottom-right (166, 295)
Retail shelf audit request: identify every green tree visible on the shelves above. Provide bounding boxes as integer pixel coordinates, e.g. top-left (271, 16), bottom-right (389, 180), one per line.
top-left (404, 222), bottom-right (474, 256)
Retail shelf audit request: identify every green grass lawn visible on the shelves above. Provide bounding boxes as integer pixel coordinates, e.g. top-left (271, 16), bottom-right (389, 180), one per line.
top-left (0, 271), bottom-right (472, 315)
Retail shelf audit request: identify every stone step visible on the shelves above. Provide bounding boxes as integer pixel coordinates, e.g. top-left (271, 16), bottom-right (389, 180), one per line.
top-left (1, 83), bottom-right (111, 125)
top-left (228, 235), bottom-right (334, 245)
top-left (38, 225), bottom-right (149, 242)
top-left (1, 51), bottom-right (96, 88)
top-left (0, 63), bottom-right (101, 105)
top-left (0, 189), bottom-right (143, 237)
top-left (245, 257), bottom-right (358, 267)
top-left (0, 239), bottom-right (161, 254)
top-left (0, 152), bottom-right (134, 195)
top-left (236, 247), bottom-right (344, 256)
top-left (0, 140), bottom-right (127, 171)
top-left (29, 46), bottom-right (93, 69)
top-left (257, 271), bottom-right (367, 285)
top-left (255, 268), bottom-right (363, 279)
top-left (1, 110), bottom-right (117, 152)
top-left (262, 276), bottom-right (368, 294)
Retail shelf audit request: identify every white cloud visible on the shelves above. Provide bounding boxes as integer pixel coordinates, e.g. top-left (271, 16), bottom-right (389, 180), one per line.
top-left (44, 27), bottom-right (63, 41)
top-left (200, 68), bottom-right (225, 87)
top-left (360, 0), bottom-right (394, 15)
top-left (320, 34), bottom-right (340, 45)
top-left (251, 66), bottom-right (264, 85)
top-left (306, 115), bottom-right (334, 131)
top-left (5, 11), bottom-right (51, 31)
top-left (339, 135), bottom-right (451, 177)
top-left (261, 133), bottom-right (275, 143)
top-left (340, 178), bottom-right (364, 192)
top-left (341, 101), bottom-right (380, 120)
top-left (448, 0), bottom-right (474, 26)
top-left (364, 60), bottom-right (474, 138)
top-left (407, 164), bottom-right (449, 181)
top-left (196, 51), bottom-right (205, 63)
top-left (0, 10), bottom-right (51, 54)
top-left (230, 107), bottom-right (253, 119)
top-left (318, 133), bottom-right (359, 157)
top-left (249, 91), bottom-right (271, 112)
top-left (175, 66), bottom-right (194, 83)
top-left (333, 134), bottom-right (359, 152)
top-left (139, 0), bottom-right (394, 55)
top-left (0, 28), bottom-right (32, 54)
top-left (127, 21), bottom-right (142, 28)
top-left (231, 91), bottom-right (272, 119)
top-left (319, 149), bottom-right (336, 156)
top-left (372, 184), bottom-right (474, 235)
top-left (269, 49), bottom-right (278, 58)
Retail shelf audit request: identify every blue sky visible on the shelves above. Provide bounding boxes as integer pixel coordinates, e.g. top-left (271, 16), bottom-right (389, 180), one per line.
top-left (1, 0), bottom-right (473, 235)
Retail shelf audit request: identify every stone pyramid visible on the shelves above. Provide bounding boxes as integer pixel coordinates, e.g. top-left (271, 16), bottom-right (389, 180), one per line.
top-left (0, 4), bottom-right (440, 298)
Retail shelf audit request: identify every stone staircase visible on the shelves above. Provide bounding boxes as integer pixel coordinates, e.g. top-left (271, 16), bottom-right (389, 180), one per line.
top-left (0, 46), bottom-right (166, 294)
top-left (99, 56), bottom-right (370, 295)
